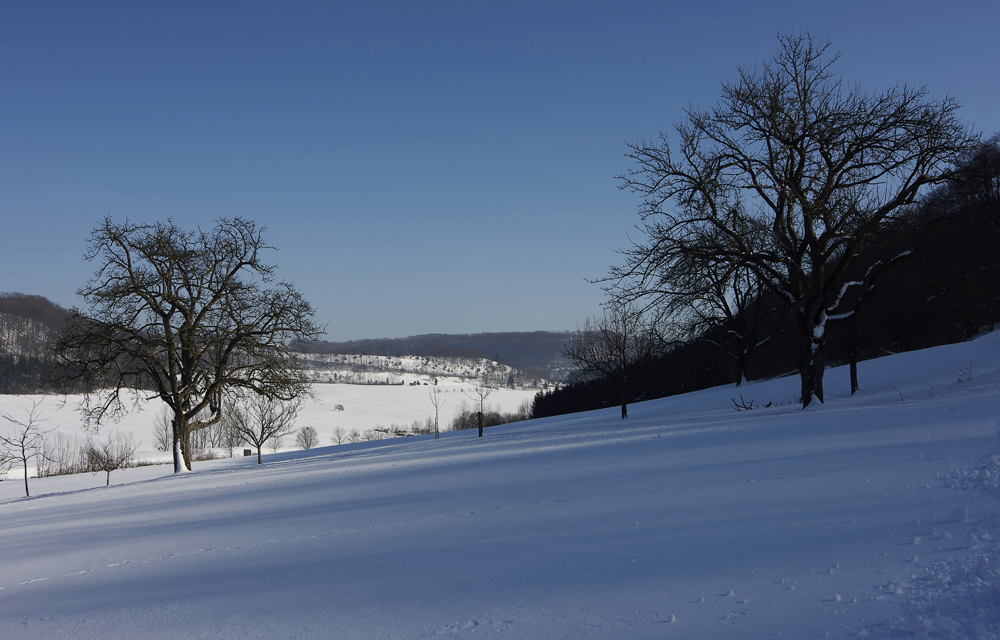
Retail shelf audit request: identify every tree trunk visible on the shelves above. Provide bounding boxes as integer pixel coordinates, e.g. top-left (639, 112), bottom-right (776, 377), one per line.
top-left (621, 402), bottom-right (628, 419)
top-left (794, 300), bottom-right (828, 408)
top-left (257, 447), bottom-right (262, 465)
top-left (477, 411), bottom-right (483, 437)
top-left (172, 411), bottom-right (193, 473)
top-left (181, 429), bottom-right (193, 471)
top-left (734, 350), bottom-right (750, 388)
top-left (798, 339), bottom-right (826, 408)
top-left (849, 353), bottom-right (859, 395)
top-left (172, 416), bottom-right (182, 474)
top-left (23, 461), bottom-right (29, 497)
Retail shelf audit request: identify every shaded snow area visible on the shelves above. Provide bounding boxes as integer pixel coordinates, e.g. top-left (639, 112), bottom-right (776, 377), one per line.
top-left (2, 334), bottom-right (1000, 639)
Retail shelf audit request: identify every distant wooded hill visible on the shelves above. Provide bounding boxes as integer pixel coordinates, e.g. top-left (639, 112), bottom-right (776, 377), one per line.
top-left (0, 292), bottom-right (71, 393)
top-left (0, 292), bottom-right (574, 392)
top-left (299, 331), bottom-right (573, 381)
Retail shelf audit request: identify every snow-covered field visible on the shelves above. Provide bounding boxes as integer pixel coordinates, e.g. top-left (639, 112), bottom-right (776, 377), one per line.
top-left (0, 379), bottom-right (538, 465)
top-left (1, 334), bottom-right (999, 639)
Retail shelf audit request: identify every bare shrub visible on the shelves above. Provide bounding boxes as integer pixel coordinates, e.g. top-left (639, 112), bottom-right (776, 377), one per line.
top-left (295, 426), bottom-right (319, 450)
top-left (37, 432), bottom-right (87, 477)
top-left (153, 407), bottom-right (172, 452)
top-left (331, 426), bottom-right (346, 445)
top-left (268, 435), bottom-right (284, 454)
top-left (85, 431), bottom-right (140, 486)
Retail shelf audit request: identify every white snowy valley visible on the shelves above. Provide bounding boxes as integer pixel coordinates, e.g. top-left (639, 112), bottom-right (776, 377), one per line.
top-left (2, 334), bottom-right (1000, 639)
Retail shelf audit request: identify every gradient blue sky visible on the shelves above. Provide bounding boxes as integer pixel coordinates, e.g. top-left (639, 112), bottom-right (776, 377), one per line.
top-left (3, 1), bottom-right (998, 341)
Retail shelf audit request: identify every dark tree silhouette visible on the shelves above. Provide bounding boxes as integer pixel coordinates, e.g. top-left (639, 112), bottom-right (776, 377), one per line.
top-left (562, 302), bottom-right (660, 419)
top-left (614, 32), bottom-right (978, 407)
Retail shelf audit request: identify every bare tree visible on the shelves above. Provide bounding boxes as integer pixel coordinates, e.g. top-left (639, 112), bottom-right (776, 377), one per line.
top-left (347, 428), bottom-right (361, 443)
top-left (428, 387), bottom-right (446, 439)
top-left (223, 393), bottom-right (300, 464)
top-left (152, 406), bottom-right (173, 452)
top-left (295, 426), bottom-right (319, 450)
top-left (330, 426), bottom-right (346, 445)
top-left (563, 302), bottom-right (661, 419)
top-left (85, 431), bottom-right (140, 486)
top-left (0, 398), bottom-right (55, 497)
top-left (268, 435), bottom-right (284, 454)
top-left (613, 32), bottom-right (979, 407)
top-left (52, 217), bottom-right (322, 472)
top-left (462, 379), bottom-right (495, 437)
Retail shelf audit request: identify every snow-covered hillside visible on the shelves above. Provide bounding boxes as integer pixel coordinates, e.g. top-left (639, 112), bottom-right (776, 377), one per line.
top-left (1, 333), bottom-right (999, 638)
top-left (0, 312), bottom-right (53, 360)
top-left (300, 352), bottom-right (550, 389)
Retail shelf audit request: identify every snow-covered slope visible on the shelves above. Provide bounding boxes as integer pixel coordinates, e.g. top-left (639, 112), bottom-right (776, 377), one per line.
top-left (1, 333), bottom-right (999, 639)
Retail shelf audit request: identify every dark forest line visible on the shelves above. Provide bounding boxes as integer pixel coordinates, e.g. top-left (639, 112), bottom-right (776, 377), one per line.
top-left (534, 135), bottom-right (1000, 419)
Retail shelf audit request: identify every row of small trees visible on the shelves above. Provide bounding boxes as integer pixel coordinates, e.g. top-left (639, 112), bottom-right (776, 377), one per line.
top-left (150, 395), bottom-right (309, 465)
top-left (1, 399), bottom-right (141, 497)
top-left (449, 399), bottom-right (532, 432)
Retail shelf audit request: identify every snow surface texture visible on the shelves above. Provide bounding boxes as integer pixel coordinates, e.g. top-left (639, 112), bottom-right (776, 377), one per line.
top-left (1, 333), bottom-right (999, 639)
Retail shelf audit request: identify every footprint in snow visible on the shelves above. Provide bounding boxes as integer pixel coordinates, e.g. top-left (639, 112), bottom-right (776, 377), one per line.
top-left (441, 620), bottom-right (479, 632)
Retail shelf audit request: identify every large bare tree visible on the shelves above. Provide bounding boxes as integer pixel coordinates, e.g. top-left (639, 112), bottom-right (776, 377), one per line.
top-left (614, 32), bottom-right (978, 407)
top-left (53, 217), bottom-right (322, 472)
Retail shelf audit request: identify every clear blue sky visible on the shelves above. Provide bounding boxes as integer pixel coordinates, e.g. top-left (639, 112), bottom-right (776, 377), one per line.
top-left (3, 1), bottom-right (998, 341)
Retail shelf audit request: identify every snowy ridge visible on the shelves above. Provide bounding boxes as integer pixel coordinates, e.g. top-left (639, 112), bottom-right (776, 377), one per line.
top-left (1, 333), bottom-right (999, 638)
